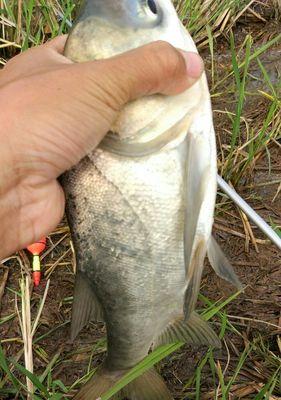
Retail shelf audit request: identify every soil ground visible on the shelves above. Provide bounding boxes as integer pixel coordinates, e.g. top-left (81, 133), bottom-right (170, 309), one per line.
top-left (0, 2), bottom-right (280, 399)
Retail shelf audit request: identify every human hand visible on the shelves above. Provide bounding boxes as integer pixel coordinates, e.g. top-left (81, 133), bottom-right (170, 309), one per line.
top-left (0, 35), bottom-right (203, 259)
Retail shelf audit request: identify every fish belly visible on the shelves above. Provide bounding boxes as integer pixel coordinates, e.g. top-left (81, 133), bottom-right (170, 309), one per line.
top-left (63, 139), bottom-right (187, 370)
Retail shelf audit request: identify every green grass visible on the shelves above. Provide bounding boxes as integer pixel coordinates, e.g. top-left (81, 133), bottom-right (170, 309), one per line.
top-left (2, 290), bottom-right (280, 399)
top-left (0, 0), bottom-right (75, 63)
top-left (0, 292), bottom-right (250, 399)
top-left (1, 0), bottom-right (281, 399)
top-left (219, 32), bottom-right (281, 183)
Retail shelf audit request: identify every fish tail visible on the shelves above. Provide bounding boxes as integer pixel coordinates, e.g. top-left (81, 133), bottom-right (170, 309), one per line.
top-left (73, 366), bottom-right (121, 400)
top-left (74, 365), bottom-right (173, 400)
top-left (122, 367), bottom-right (173, 400)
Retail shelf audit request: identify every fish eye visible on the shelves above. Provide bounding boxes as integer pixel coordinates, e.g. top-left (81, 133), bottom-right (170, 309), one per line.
top-left (147, 0), bottom-right (157, 14)
top-left (138, 0), bottom-right (161, 25)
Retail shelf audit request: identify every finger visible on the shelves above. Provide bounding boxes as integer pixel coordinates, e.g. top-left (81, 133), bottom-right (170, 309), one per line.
top-left (44, 34), bottom-right (68, 54)
top-left (0, 178), bottom-right (65, 260)
top-left (3, 36), bottom-right (71, 85)
top-left (87, 41), bottom-right (204, 105)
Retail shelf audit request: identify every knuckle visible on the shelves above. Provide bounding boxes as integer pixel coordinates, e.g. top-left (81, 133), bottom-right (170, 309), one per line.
top-left (150, 41), bottom-right (184, 79)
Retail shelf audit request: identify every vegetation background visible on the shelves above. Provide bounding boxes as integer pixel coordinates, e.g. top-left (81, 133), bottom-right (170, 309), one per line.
top-left (0, 0), bottom-right (280, 399)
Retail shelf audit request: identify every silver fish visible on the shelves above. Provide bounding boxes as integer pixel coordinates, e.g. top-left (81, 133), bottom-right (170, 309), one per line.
top-left (61, 1), bottom-right (241, 399)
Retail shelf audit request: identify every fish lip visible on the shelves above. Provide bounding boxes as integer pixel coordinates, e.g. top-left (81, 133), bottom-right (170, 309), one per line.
top-left (77, 0), bottom-right (164, 29)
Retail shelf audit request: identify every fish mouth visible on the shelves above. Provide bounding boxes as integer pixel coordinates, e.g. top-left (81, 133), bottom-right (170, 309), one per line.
top-left (78, 0), bottom-right (163, 29)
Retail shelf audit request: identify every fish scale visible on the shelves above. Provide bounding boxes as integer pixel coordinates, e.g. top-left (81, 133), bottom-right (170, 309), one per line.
top-left (64, 144), bottom-right (186, 309)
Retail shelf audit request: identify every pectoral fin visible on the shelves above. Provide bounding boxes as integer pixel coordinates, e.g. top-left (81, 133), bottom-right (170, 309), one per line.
top-left (183, 113), bottom-right (217, 320)
top-left (71, 272), bottom-right (104, 341)
top-left (153, 311), bottom-right (221, 349)
top-left (208, 236), bottom-right (242, 289)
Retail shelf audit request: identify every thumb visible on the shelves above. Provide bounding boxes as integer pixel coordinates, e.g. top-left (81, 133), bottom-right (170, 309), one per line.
top-left (84, 40), bottom-right (204, 106)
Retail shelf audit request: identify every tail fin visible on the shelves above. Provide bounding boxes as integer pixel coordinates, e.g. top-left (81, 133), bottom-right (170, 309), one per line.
top-left (122, 368), bottom-right (173, 400)
top-left (74, 366), bottom-right (173, 400)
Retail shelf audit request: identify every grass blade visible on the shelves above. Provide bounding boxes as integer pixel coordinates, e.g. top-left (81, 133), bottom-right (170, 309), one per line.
top-left (101, 343), bottom-right (183, 400)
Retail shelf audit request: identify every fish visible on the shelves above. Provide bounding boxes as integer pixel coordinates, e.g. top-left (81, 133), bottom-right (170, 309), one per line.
top-left (61, 1), bottom-right (241, 399)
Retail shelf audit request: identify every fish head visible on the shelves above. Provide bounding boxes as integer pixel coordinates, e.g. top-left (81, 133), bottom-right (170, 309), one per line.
top-left (65, 0), bottom-right (211, 148)
top-left (65, 1), bottom-right (197, 60)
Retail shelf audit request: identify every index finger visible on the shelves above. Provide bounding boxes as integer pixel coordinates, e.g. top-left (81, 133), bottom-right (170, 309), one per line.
top-left (45, 35), bottom-right (68, 54)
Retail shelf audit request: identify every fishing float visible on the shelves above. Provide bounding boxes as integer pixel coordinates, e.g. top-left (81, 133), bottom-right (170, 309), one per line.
top-left (26, 238), bottom-right (47, 286)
